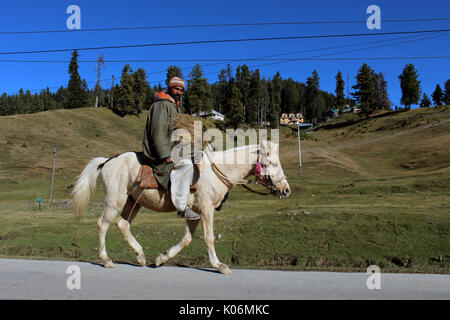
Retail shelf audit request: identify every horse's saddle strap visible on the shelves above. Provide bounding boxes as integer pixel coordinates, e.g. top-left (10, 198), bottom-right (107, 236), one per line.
top-left (136, 165), bottom-right (159, 189)
top-left (135, 164), bottom-right (199, 190)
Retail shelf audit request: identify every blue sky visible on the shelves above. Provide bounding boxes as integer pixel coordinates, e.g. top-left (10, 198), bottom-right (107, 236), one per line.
top-left (0, 0), bottom-right (449, 108)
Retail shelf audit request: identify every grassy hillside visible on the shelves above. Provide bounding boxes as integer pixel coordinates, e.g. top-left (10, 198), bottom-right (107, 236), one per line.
top-left (0, 106), bottom-right (449, 273)
top-left (0, 108), bottom-right (146, 200)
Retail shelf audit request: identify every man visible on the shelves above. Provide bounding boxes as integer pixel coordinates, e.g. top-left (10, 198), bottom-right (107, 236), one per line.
top-left (142, 76), bottom-right (200, 220)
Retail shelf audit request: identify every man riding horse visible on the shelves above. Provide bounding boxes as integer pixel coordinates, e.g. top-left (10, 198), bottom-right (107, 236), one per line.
top-left (140, 76), bottom-right (200, 220)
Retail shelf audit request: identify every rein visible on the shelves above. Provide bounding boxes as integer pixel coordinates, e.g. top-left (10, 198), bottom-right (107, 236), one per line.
top-left (208, 152), bottom-right (284, 196)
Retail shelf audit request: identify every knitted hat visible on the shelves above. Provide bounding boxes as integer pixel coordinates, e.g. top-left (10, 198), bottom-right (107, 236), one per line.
top-left (168, 77), bottom-right (185, 88)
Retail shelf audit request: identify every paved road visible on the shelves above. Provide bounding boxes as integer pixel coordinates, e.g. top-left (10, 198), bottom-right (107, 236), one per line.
top-left (0, 258), bottom-right (449, 300)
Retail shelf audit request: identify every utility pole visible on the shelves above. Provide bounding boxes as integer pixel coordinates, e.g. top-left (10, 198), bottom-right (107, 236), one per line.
top-left (94, 53), bottom-right (105, 108)
top-left (110, 75), bottom-right (115, 109)
top-left (347, 72), bottom-right (350, 102)
top-left (297, 125), bottom-right (303, 176)
top-left (50, 148), bottom-right (56, 201)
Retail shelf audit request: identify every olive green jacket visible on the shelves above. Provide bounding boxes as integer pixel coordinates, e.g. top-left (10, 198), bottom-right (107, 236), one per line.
top-left (142, 92), bottom-right (180, 190)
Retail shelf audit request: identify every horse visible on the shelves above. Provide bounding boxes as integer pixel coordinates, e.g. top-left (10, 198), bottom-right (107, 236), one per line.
top-left (72, 140), bottom-right (291, 274)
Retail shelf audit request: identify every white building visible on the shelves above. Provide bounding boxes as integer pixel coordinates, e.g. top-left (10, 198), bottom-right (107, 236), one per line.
top-left (193, 110), bottom-right (225, 121)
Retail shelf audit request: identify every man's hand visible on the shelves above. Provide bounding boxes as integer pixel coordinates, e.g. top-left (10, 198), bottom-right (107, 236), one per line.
top-left (164, 157), bottom-right (173, 163)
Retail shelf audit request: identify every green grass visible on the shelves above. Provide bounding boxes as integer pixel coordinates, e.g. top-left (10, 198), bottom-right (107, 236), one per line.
top-left (0, 188), bottom-right (448, 273)
top-left (0, 106), bottom-right (449, 273)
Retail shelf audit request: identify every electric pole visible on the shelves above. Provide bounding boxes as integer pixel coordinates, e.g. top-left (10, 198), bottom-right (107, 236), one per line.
top-left (94, 53), bottom-right (105, 108)
top-left (110, 75), bottom-right (115, 109)
top-left (50, 148), bottom-right (56, 201)
top-left (347, 72), bottom-right (350, 103)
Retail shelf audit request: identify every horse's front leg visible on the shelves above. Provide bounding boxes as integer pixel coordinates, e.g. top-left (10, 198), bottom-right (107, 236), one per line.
top-left (201, 207), bottom-right (232, 275)
top-left (155, 219), bottom-right (199, 266)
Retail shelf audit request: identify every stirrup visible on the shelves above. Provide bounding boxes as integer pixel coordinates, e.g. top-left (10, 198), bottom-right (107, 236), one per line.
top-left (177, 207), bottom-right (201, 220)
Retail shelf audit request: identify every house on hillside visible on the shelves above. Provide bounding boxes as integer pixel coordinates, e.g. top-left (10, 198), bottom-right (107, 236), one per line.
top-left (331, 104), bottom-right (362, 118)
top-left (280, 112), bottom-right (304, 125)
top-left (353, 103), bottom-right (362, 113)
top-left (193, 109), bottom-right (225, 121)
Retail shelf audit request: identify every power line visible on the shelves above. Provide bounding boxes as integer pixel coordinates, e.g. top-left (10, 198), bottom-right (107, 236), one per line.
top-left (4, 56), bottom-right (448, 63)
top-left (1, 32), bottom-right (442, 64)
top-left (5, 32), bottom-right (448, 94)
top-left (6, 53), bottom-right (448, 95)
top-left (1, 18), bottom-right (449, 34)
top-left (147, 32), bottom-right (450, 84)
top-left (4, 33), bottom-right (434, 94)
top-left (1, 28), bottom-right (449, 55)
top-left (145, 32), bottom-right (449, 76)
top-left (211, 33), bottom-right (450, 77)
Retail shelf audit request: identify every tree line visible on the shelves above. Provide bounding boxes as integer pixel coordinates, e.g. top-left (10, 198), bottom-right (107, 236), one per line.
top-left (1, 50), bottom-right (449, 127)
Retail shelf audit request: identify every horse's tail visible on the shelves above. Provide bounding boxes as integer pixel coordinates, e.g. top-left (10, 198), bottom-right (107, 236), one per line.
top-left (72, 157), bottom-right (109, 219)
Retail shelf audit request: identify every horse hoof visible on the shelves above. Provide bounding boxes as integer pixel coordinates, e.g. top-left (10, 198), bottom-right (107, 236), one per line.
top-left (155, 254), bottom-right (165, 267)
top-left (218, 263), bottom-right (232, 275)
top-left (103, 260), bottom-right (115, 268)
top-left (137, 255), bottom-right (147, 267)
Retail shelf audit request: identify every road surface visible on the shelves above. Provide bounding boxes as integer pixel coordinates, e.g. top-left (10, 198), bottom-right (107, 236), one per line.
top-left (0, 258), bottom-right (449, 300)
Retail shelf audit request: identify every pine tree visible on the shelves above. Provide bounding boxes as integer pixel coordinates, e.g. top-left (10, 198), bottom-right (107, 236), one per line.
top-left (154, 83), bottom-right (164, 92)
top-left (296, 82), bottom-right (306, 116)
top-left (431, 84), bottom-right (443, 106)
top-left (226, 81), bottom-right (244, 129)
top-left (419, 93), bottom-right (431, 108)
top-left (235, 65), bottom-right (252, 122)
top-left (375, 72), bottom-right (391, 110)
top-left (54, 87), bottom-right (66, 108)
top-left (114, 64), bottom-right (135, 117)
top-left (131, 68), bottom-right (149, 115)
top-left (305, 70), bottom-right (321, 123)
top-left (335, 71), bottom-right (346, 112)
top-left (0, 93), bottom-right (7, 116)
top-left (352, 63), bottom-right (377, 114)
top-left (216, 64), bottom-right (233, 115)
top-left (143, 85), bottom-right (154, 110)
top-left (444, 80), bottom-right (450, 105)
top-left (65, 50), bottom-right (88, 109)
top-left (247, 69), bottom-right (262, 126)
top-left (322, 91), bottom-right (336, 119)
top-left (23, 90), bottom-right (33, 114)
top-left (185, 64), bottom-right (212, 116)
top-left (399, 63), bottom-right (421, 111)
top-left (270, 71), bottom-right (282, 128)
top-left (281, 78), bottom-right (299, 114)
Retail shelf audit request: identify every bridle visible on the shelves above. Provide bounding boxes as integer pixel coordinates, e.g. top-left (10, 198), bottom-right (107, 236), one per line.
top-left (209, 148), bottom-right (285, 196)
top-left (249, 150), bottom-right (286, 194)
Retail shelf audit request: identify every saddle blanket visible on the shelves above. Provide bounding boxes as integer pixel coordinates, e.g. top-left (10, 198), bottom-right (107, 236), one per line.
top-left (136, 164), bottom-right (199, 190)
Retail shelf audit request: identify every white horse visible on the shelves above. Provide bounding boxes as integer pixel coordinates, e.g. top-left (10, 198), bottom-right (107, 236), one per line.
top-left (72, 140), bottom-right (291, 274)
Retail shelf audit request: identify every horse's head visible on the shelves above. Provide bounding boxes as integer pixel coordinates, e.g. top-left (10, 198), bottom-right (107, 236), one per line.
top-left (256, 140), bottom-right (291, 199)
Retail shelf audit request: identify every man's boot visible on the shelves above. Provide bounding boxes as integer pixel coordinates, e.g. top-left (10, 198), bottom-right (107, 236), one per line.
top-left (177, 206), bottom-right (201, 220)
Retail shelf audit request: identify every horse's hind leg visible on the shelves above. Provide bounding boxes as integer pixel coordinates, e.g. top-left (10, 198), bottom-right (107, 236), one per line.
top-left (116, 197), bottom-right (146, 266)
top-left (155, 219), bottom-right (200, 266)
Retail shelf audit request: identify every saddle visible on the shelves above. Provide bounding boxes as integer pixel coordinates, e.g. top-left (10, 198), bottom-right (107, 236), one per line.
top-left (136, 164), bottom-right (200, 191)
